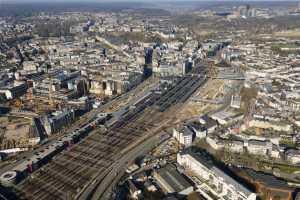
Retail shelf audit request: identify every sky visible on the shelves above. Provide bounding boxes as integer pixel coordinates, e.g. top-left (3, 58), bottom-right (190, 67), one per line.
top-left (1, 0), bottom-right (300, 5)
top-left (2, 0), bottom-right (300, 2)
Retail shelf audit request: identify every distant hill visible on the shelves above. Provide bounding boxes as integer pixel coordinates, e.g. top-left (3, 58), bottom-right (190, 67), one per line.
top-left (0, 2), bottom-right (169, 17)
top-left (0, 1), bottom-right (298, 17)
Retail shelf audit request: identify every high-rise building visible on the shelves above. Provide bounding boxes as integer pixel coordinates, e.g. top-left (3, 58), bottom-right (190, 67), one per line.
top-left (249, 8), bottom-right (256, 17)
top-left (144, 47), bottom-right (153, 65)
top-left (237, 5), bottom-right (256, 18)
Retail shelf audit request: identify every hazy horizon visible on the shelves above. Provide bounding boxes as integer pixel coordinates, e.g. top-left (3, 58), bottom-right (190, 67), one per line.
top-left (2, 0), bottom-right (300, 3)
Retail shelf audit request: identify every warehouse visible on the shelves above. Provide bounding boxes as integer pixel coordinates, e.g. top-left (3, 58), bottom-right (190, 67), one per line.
top-left (153, 164), bottom-right (193, 196)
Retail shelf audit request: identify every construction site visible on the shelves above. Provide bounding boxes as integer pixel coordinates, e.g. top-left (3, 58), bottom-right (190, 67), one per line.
top-left (0, 116), bottom-right (39, 151)
top-left (10, 77), bottom-right (81, 115)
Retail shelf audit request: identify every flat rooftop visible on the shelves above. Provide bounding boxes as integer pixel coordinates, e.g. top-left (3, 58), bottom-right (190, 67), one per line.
top-left (155, 164), bottom-right (192, 193)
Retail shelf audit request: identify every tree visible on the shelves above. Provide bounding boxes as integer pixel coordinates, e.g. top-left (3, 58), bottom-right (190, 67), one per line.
top-left (187, 192), bottom-right (204, 200)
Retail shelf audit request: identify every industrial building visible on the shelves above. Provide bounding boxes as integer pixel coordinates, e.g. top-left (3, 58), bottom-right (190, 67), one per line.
top-left (153, 164), bottom-right (193, 196)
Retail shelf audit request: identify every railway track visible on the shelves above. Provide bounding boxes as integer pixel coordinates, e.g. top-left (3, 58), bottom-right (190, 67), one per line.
top-left (15, 75), bottom-right (206, 200)
top-left (156, 75), bottom-right (207, 112)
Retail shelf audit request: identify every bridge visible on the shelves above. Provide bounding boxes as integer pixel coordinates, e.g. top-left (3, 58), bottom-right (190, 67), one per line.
top-left (191, 98), bottom-right (224, 104)
top-left (209, 73), bottom-right (245, 80)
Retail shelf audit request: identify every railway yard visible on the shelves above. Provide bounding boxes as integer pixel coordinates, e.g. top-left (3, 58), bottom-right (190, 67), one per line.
top-left (2, 2), bottom-right (300, 200)
top-left (12, 73), bottom-right (207, 200)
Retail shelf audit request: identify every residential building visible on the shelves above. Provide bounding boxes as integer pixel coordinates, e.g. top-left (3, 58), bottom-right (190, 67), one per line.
top-left (246, 140), bottom-right (272, 155)
top-left (226, 140), bottom-right (244, 153)
top-left (173, 126), bottom-right (194, 147)
top-left (177, 152), bottom-right (257, 200)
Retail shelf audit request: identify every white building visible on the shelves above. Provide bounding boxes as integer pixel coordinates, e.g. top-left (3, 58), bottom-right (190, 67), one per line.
top-left (226, 140), bottom-right (244, 153)
top-left (270, 145), bottom-right (281, 159)
top-left (173, 127), bottom-right (193, 147)
top-left (246, 140), bottom-right (272, 155)
top-left (194, 115), bottom-right (218, 137)
top-left (177, 152), bottom-right (257, 200)
top-left (189, 123), bottom-right (207, 139)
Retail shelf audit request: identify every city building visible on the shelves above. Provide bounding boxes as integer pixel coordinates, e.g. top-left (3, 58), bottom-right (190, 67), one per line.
top-left (0, 81), bottom-right (27, 100)
top-left (226, 140), bottom-right (244, 153)
top-left (23, 61), bottom-right (38, 72)
top-left (240, 169), bottom-right (295, 200)
top-left (177, 151), bottom-right (257, 200)
top-left (246, 140), bottom-right (272, 155)
top-left (43, 109), bottom-right (75, 135)
top-left (173, 126), bottom-right (194, 147)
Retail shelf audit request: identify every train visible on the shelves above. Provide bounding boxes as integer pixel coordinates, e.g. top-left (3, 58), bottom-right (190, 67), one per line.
top-left (0, 113), bottom-right (109, 187)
